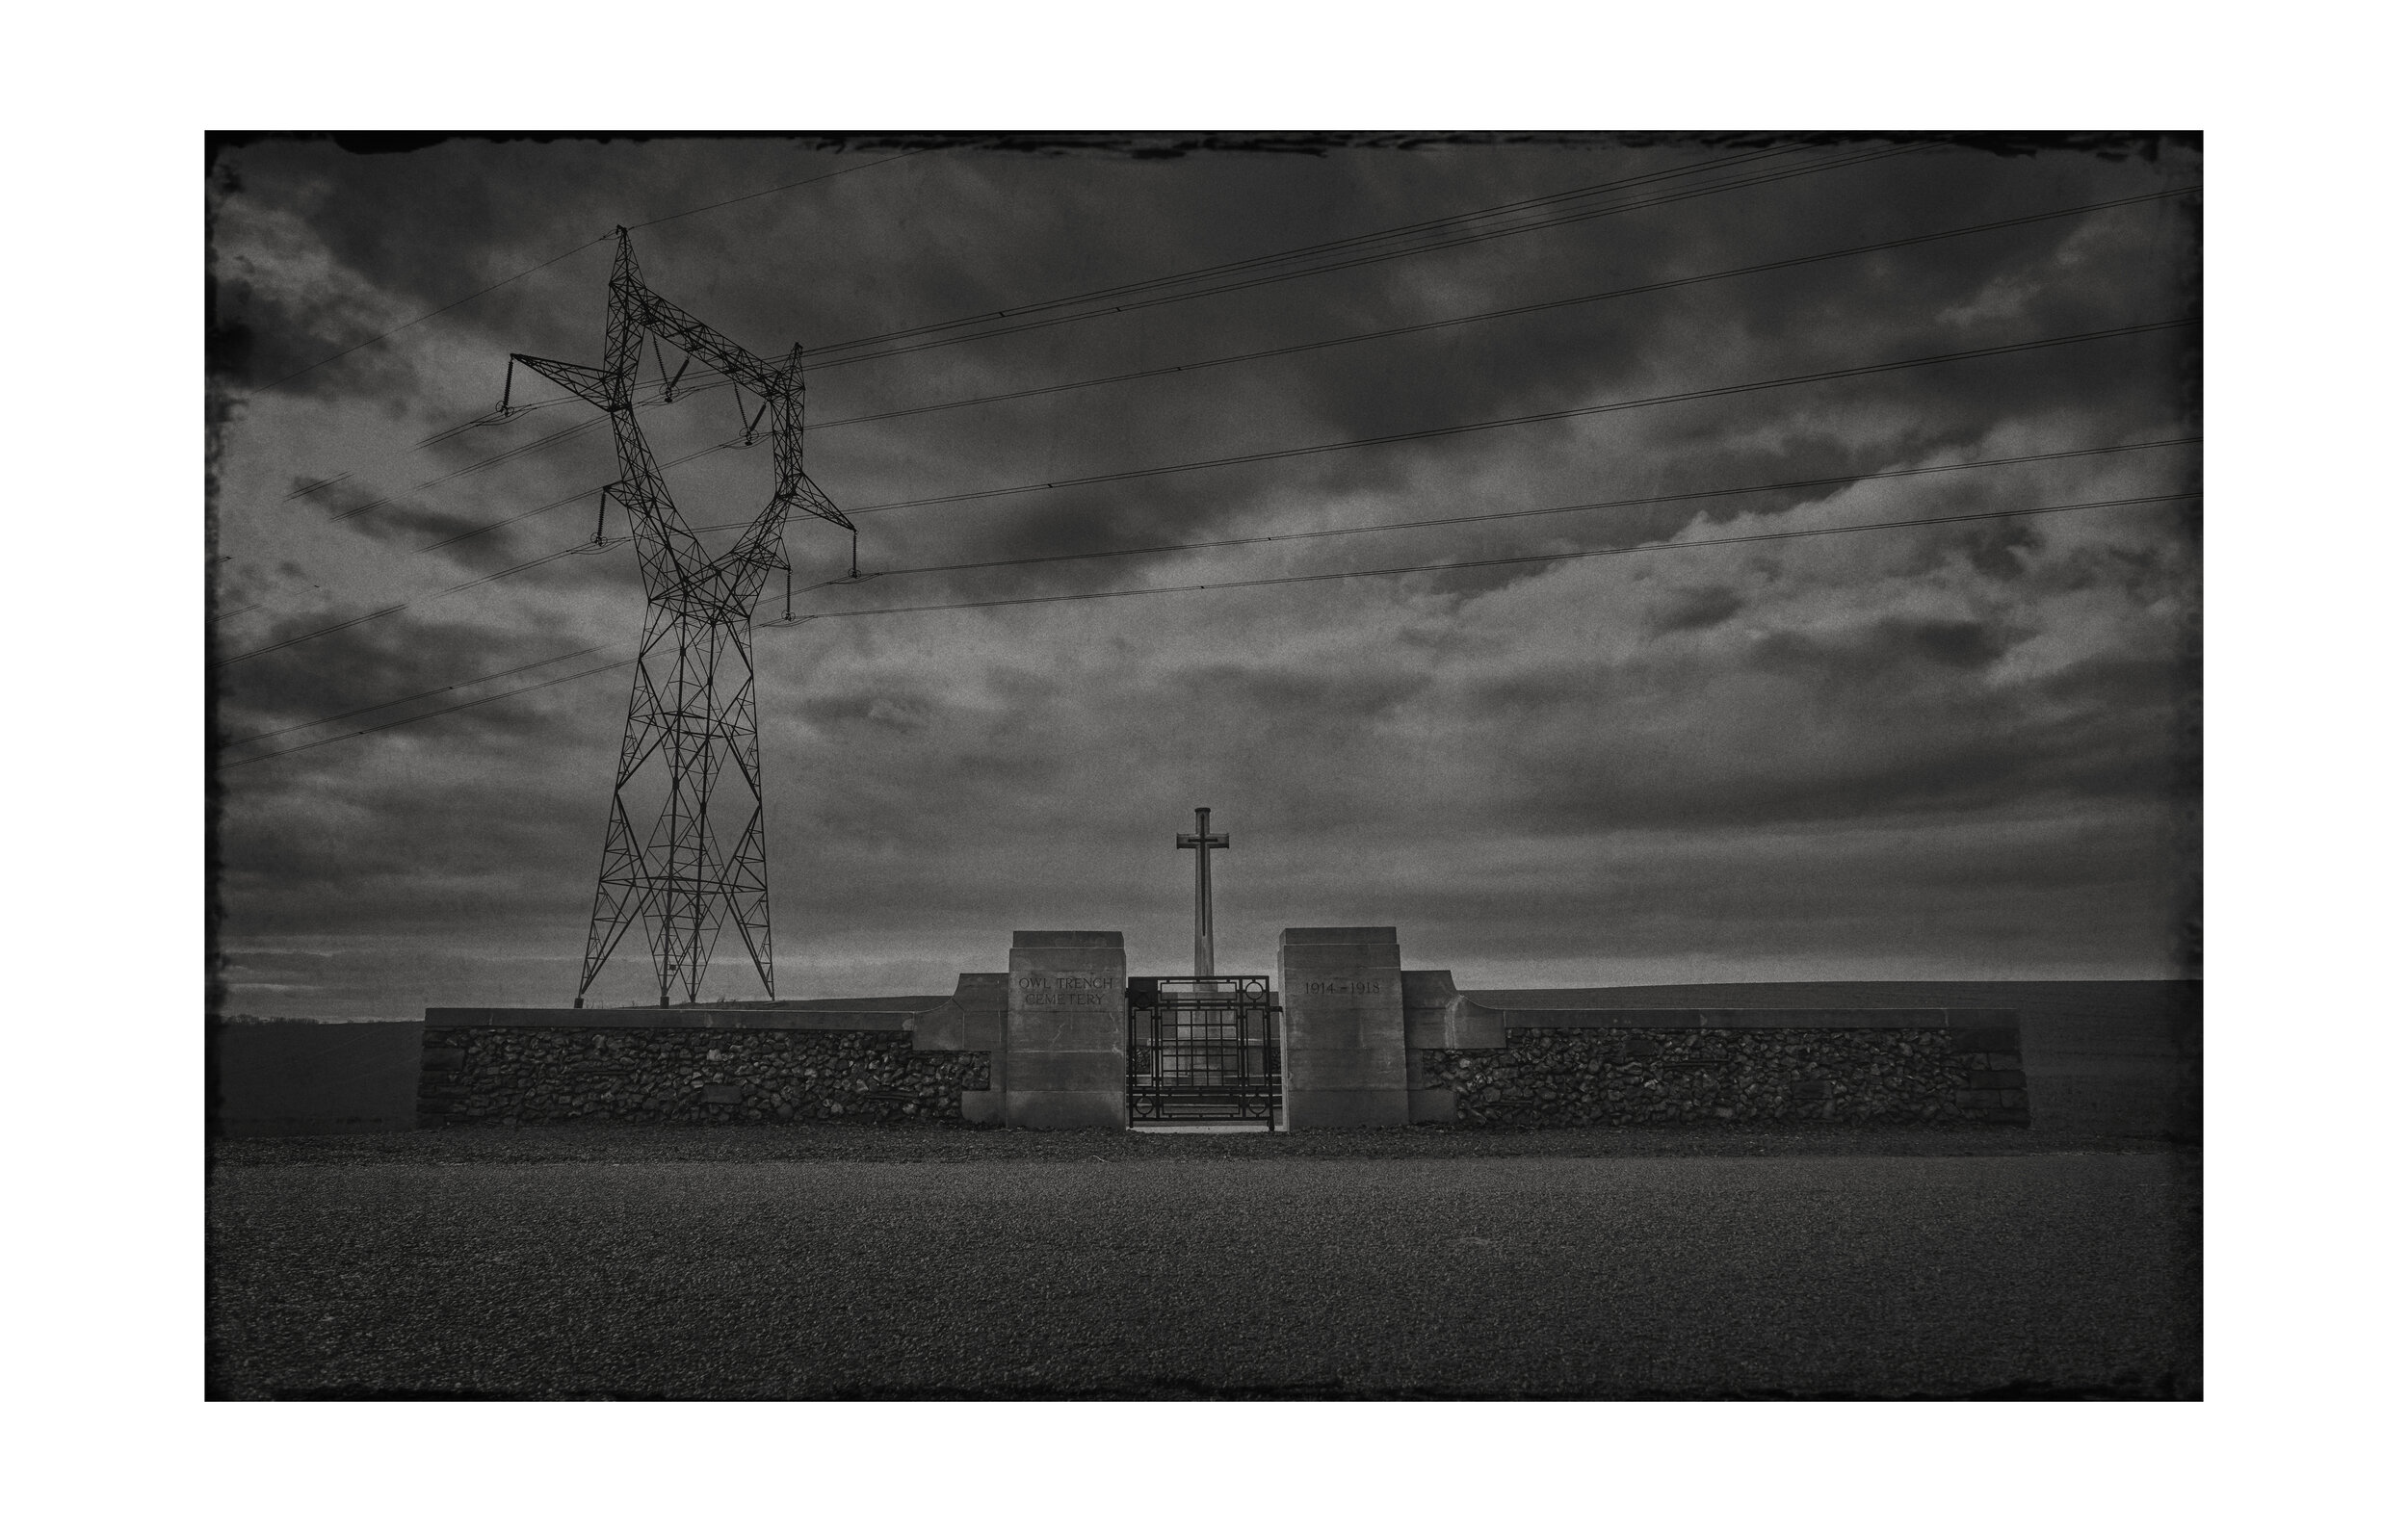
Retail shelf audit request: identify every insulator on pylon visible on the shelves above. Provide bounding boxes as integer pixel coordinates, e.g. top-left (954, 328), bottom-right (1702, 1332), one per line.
top-left (652, 337), bottom-right (690, 403)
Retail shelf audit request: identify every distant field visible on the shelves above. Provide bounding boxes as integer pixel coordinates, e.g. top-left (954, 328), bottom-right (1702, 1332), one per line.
top-left (1465, 980), bottom-right (2201, 1139)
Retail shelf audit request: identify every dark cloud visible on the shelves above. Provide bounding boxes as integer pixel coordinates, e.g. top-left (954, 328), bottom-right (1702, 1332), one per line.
top-left (1648, 584), bottom-right (1747, 636)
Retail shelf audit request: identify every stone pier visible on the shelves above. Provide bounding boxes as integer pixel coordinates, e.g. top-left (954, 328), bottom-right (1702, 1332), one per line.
top-left (1276, 926), bottom-right (1410, 1129)
top-left (1001, 930), bottom-right (1129, 1130)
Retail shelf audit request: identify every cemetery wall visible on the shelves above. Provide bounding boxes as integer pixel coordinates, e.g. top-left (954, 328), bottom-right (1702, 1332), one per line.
top-left (1400, 973), bottom-right (2028, 1128)
top-left (1413, 1026), bottom-right (2025, 1128)
top-left (417, 1025), bottom-right (988, 1128)
top-left (1462, 980), bottom-right (2196, 1137)
top-left (216, 955), bottom-right (2063, 1137)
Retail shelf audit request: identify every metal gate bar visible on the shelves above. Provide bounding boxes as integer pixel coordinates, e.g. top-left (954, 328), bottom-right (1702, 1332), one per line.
top-left (1127, 975), bottom-right (1281, 1123)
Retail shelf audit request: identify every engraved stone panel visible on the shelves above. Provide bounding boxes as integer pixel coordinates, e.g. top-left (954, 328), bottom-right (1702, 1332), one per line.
top-left (1004, 930), bottom-right (1128, 1130)
top-left (1277, 926), bottom-right (1409, 1128)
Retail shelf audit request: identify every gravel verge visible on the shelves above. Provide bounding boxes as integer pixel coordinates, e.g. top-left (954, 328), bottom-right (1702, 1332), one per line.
top-left (208, 1154), bottom-right (2201, 1400)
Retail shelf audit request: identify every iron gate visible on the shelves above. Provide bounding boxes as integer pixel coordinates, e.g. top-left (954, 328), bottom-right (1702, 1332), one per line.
top-left (1126, 975), bottom-right (1282, 1123)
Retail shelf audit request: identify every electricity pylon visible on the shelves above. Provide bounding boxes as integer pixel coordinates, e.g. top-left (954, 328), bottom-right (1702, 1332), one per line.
top-left (506, 229), bottom-right (852, 1008)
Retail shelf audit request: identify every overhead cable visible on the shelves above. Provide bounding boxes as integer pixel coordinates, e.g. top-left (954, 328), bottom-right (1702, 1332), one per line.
top-left (785, 146), bottom-right (1808, 362)
top-left (221, 656), bottom-right (640, 767)
top-left (283, 143), bottom-right (1961, 537)
top-left (773, 494), bottom-right (2200, 624)
top-left (229, 437), bottom-right (2199, 752)
top-left (768, 437), bottom-right (2201, 581)
top-left (798, 148), bottom-right (1926, 373)
top-left (217, 490), bottom-right (2192, 769)
top-left (389, 184), bottom-right (2198, 554)
top-left (840, 319), bottom-right (2197, 517)
top-left (244, 150), bottom-right (925, 397)
top-left (801, 186), bottom-right (2196, 434)
top-left (218, 318), bottom-right (2196, 666)
top-left (296, 147), bottom-right (1803, 472)
top-left (216, 643), bottom-right (612, 748)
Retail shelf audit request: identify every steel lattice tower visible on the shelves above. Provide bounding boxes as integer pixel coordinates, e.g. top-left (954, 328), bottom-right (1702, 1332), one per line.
top-left (507, 229), bottom-right (852, 1008)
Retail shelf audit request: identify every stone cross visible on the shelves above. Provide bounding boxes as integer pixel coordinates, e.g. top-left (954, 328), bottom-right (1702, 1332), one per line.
top-left (1174, 806), bottom-right (1231, 976)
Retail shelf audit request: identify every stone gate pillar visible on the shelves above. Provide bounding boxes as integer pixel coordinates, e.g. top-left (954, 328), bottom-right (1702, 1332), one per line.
top-left (1277, 926), bottom-right (1408, 1129)
top-left (1004, 930), bottom-right (1128, 1130)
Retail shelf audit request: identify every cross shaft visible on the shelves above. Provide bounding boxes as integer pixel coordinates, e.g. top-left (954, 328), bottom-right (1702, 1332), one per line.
top-left (1174, 806), bottom-right (1231, 976)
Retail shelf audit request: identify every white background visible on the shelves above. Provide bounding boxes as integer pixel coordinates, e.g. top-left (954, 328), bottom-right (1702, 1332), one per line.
top-left (3, 2), bottom-right (2395, 1527)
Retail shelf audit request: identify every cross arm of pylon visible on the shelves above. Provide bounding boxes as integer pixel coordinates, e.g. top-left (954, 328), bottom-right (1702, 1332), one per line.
top-left (510, 353), bottom-right (616, 410)
top-left (790, 469), bottom-right (854, 532)
top-left (631, 287), bottom-right (793, 400)
top-left (723, 464), bottom-right (855, 586)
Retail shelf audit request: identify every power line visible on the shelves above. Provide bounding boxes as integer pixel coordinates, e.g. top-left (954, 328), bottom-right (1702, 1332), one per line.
top-left (216, 643), bottom-right (611, 748)
top-left (786, 147), bottom-right (1804, 362)
top-left (407, 339), bottom-right (741, 449)
top-left (292, 151), bottom-right (1788, 475)
top-left (217, 317), bottom-right (2195, 667)
top-left (212, 538), bottom-right (615, 667)
top-left (330, 413), bottom-right (613, 523)
top-left (247, 236), bottom-right (614, 395)
top-left (217, 488), bottom-right (2192, 768)
top-left (381, 184), bottom-right (2197, 558)
top-left (798, 437), bottom-right (2201, 582)
top-left (414, 427), bottom-right (745, 553)
top-left (222, 434), bottom-right (748, 667)
top-left (284, 472), bottom-right (351, 502)
top-left (839, 319), bottom-right (2196, 517)
top-left (223, 452), bottom-right (2197, 756)
top-left (413, 387), bottom-right (601, 450)
top-left (380, 156), bottom-right (1790, 456)
top-left (221, 655), bottom-right (639, 767)
top-left (415, 478), bottom-right (622, 553)
top-left (361, 155), bottom-right (1883, 491)
top-left (626, 149), bottom-right (928, 230)
top-left (799, 186), bottom-right (2196, 437)
top-left (321, 344), bottom-right (765, 522)
top-left (798, 147), bottom-right (1926, 374)
top-left (240, 150), bottom-right (924, 397)
top-left (774, 493), bottom-right (2199, 625)
top-left (275, 144), bottom-right (1944, 535)
top-left (217, 599), bottom-right (411, 663)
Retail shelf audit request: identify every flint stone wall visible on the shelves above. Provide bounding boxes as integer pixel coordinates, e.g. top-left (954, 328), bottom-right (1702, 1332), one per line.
top-left (419, 1027), bottom-right (990, 1129)
top-left (1416, 1027), bottom-right (2028, 1128)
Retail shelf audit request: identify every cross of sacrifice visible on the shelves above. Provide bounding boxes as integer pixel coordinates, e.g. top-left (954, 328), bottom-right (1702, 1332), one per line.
top-left (1174, 807), bottom-right (1232, 976)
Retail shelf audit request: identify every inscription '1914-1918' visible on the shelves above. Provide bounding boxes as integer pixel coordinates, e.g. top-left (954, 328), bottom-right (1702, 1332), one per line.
top-left (1300, 979), bottom-right (1385, 996)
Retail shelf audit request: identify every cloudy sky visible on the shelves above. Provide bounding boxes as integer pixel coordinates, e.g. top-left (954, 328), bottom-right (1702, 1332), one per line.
top-left (206, 132), bottom-right (2200, 1017)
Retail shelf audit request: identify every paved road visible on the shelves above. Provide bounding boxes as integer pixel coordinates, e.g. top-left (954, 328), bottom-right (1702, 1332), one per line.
top-left (208, 1151), bottom-right (2198, 1398)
